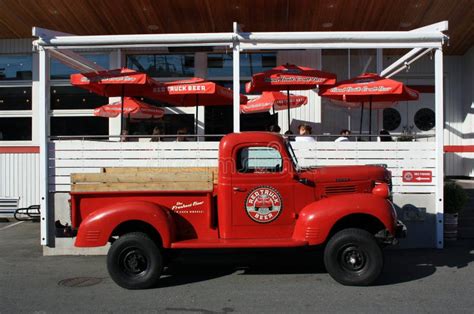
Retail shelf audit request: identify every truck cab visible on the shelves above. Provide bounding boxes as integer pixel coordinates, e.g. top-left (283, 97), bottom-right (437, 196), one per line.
top-left (65, 132), bottom-right (406, 289)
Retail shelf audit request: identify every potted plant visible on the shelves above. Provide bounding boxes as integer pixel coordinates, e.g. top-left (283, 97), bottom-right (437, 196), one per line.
top-left (444, 181), bottom-right (468, 241)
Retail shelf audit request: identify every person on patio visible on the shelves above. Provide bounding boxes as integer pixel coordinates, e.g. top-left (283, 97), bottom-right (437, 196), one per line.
top-left (120, 129), bottom-right (129, 142)
top-left (378, 129), bottom-right (393, 142)
top-left (176, 128), bottom-right (188, 142)
top-left (335, 129), bottom-right (351, 142)
top-left (150, 126), bottom-right (162, 142)
top-left (268, 124), bottom-right (281, 133)
top-left (295, 124), bottom-right (315, 142)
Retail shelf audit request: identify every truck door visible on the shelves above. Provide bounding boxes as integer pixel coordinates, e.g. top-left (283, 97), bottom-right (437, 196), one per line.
top-left (228, 144), bottom-right (297, 239)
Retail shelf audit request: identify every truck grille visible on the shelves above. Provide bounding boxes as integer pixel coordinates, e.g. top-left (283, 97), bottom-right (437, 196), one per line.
top-left (325, 185), bottom-right (357, 195)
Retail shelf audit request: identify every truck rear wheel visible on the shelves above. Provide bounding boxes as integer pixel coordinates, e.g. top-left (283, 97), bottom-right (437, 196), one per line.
top-left (324, 228), bottom-right (383, 286)
top-left (107, 232), bottom-right (163, 289)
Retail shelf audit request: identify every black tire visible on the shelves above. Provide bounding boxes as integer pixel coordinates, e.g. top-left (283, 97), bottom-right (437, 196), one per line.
top-left (107, 232), bottom-right (163, 289)
top-left (324, 228), bottom-right (383, 286)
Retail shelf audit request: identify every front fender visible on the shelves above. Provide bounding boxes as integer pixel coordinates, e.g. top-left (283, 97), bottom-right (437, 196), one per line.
top-left (293, 194), bottom-right (395, 245)
top-left (75, 201), bottom-right (174, 248)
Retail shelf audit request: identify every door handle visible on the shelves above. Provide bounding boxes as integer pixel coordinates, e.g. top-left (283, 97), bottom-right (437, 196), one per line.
top-left (233, 187), bottom-right (246, 192)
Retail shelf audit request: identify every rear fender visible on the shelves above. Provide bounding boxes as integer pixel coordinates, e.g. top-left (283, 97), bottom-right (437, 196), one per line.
top-left (293, 193), bottom-right (395, 245)
top-left (75, 201), bottom-right (174, 248)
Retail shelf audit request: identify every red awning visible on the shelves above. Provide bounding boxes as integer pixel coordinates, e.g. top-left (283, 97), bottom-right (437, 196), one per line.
top-left (241, 91), bottom-right (308, 114)
top-left (319, 73), bottom-right (419, 108)
top-left (71, 68), bottom-right (162, 97)
top-left (245, 64), bottom-right (336, 93)
top-left (151, 77), bottom-right (247, 106)
top-left (94, 97), bottom-right (164, 119)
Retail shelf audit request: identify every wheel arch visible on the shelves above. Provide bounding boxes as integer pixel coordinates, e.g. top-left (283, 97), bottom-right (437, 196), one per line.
top-left (293, 193), bottom-right (395, 245)
top-left (328, 213), bottom-right (386, 238)
top-left (111, 220), bottom-right (163, 247)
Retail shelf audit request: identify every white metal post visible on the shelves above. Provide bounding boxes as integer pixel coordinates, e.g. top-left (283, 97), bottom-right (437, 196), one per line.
top-left (195, 52), bottom-right (207, 139)
top-left (434, 48), bottom-right (444, 249)
top-left (232, 23), bottom-right (241, 133)
top-left (109, 49), bottom-right (122, 139)
top-left (38, 48), bottom-right (50, 246)
top-left (376, 49), bottom-right (383, 131)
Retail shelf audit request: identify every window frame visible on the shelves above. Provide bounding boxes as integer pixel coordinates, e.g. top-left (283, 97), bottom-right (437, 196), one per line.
top-left (0, 54), bottom-right (33, 81)
top-left (235, 144), bottom-right (284, 175)
top-left (0, 78), bottom-right (33, 144)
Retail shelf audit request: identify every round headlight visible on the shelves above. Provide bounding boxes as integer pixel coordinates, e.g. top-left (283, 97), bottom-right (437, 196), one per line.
top-left (372, 182), bottom-right (390, 198)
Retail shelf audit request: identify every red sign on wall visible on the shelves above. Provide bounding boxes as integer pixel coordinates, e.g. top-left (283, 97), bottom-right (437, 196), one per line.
top-left (402, 170), bottom-right (433, 183)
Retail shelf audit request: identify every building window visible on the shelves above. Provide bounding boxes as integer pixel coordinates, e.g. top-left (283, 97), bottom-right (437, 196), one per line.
top-left (50, 86), bottom-right (108, 110)
top-left (0, 117), bottom-right (32, 140)
top-left (0, 55), bottom-right (32, 81)
top-left (0, 87), bottom-right (32, 110)
top-left (50, 116), bottom-right (109, 137)
top-left (50, 53), bottom-right (110, 80)
top-left (383, 108), bottom-right (401, 131)
top-left (207, 53), bottom-right (277, 77)
top-left (414, 108), bottom-right (435, 131)
top-left (126, 54), bottom-right (195, 77)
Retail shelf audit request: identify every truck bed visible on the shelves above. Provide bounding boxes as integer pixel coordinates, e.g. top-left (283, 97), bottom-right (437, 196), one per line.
top-left (71, 167), bottom-right (218, 192)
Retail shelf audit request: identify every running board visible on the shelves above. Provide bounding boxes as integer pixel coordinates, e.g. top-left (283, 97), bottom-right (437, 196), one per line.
top-left (171, 238), bottom-right (308, 249)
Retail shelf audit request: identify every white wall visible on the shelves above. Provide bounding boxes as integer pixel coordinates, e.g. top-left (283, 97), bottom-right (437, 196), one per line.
top-left (0, 152), bottom-right (40, 208)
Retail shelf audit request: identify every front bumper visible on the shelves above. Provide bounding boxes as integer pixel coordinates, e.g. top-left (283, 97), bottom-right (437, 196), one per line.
top-left (375, 220), bottom-right (407, 245)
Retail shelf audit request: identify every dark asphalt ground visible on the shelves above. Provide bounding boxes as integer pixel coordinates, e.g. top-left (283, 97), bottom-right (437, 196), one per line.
top-left (1, 221), bottom-right (473, 313)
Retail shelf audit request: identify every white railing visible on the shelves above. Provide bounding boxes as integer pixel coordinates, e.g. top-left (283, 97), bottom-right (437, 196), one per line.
top-left (49, 140), bottom-right (436, 194)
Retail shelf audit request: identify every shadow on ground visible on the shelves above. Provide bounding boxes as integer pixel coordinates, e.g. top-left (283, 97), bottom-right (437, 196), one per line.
top-left (155, 240), bottom-right (474, 288)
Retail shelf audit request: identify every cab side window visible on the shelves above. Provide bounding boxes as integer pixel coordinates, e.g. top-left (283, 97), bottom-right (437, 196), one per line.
top-left (237, 146), bottom-right (283, 173)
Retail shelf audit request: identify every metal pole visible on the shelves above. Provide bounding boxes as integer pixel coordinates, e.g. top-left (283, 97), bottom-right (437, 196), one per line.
top-left (38, 48), bottom-right (50, 246)
top-left (287, 89), bottom-right (291, 131)
top-left (434, 48), bottom-right (444, 249)
top-left (359, 102), bottom-right (364, 136)
top-left (369, 96), bottom-right (373, 141)
top-left (232, 22), bottom-right (240, 133)
top-left (120, 86), bottom-right (124, 135)
top-left (195, 95), bottom-right (199, 135)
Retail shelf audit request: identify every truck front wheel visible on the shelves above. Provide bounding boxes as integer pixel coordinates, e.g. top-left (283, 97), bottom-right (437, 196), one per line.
top-left (107, 232), bottom-right (163, 289)
top-left (324, 228), bottom-right (383, 286)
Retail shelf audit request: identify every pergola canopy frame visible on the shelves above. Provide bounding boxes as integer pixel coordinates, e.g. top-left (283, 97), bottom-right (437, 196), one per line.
top-left (33, 22), bottom-right (447, 249)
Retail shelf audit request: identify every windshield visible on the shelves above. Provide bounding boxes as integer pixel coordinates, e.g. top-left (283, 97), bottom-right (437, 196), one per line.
top-left (285, 141), bottom-right (300, 172)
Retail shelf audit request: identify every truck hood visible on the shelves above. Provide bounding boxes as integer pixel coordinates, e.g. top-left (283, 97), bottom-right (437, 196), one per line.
top-left (301, 165), bottom-right (388, 184)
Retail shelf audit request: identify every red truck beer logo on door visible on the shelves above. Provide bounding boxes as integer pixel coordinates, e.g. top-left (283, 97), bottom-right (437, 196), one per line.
top-left (245, 186), bottom-right (282, 223)
top-left (402, 170), bottom-right (433, 183)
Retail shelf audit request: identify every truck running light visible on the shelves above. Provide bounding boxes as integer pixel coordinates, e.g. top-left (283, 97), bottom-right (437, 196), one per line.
top-left (372, 182), bottom-right (390, 198)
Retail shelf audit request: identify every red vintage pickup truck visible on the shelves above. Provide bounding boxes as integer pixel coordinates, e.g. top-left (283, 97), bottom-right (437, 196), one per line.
top-left (60, 132), bottom-right (406, 289)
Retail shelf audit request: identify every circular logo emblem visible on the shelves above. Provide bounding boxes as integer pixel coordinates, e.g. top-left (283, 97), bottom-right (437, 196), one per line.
top-left (245, 186), bottom-right (282, 223)
top-left (403, 171), bottom-right (413, 182)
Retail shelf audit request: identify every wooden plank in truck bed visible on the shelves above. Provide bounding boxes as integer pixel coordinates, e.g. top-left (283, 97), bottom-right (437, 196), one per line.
top-left (71, 181), bottom-right (213, 192)
top-left (102, 167), bottom-right (219, 184)
top-left (71, 168), bottom-right (215, 192)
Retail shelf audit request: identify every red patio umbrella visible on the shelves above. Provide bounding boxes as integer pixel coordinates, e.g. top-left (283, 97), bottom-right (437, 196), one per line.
top-left (240, 91), bottom-right (308, 114)
top-left (71, 68), bottom-right (164, 134)
top-left (151, 77), bottom-right (247, 134)
top-left (319, 73), bottom-right (419, 138)
top-left (246, 64), bottom-right (336, 129)
top-left (94, 97), bottom-right (165, 119)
